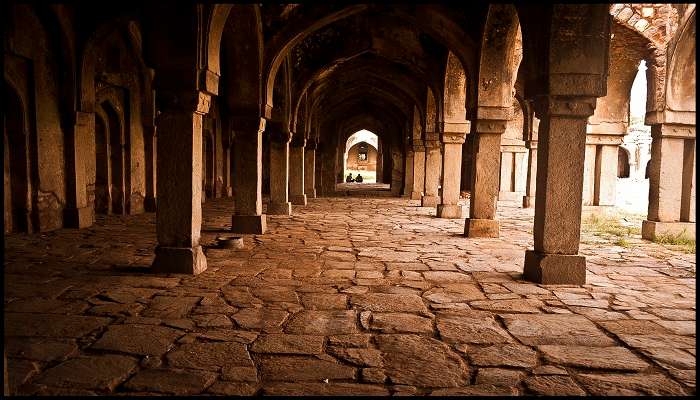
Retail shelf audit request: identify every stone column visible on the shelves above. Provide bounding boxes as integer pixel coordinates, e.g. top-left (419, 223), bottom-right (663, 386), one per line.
top-left (231, 117), bottom-right (267, 234)
top-left (522, 140), bottom-right (538, 208)
top-left (464, 117), bottom-right (506, 237)
top-left (438, 122), bottom-right (469, 218)
top-left (289, 137), bottom-right (307, 206)
top-left (594, 144), bottom-right (618, 206)
top-left (268, 123), bottom-right (292, 215)
top-left (421, 132), bottom-right (441, 207)
top-left (581, 144), bottom-right (597, 206)
top-left (523, 97), bottom-right (597, 285)
top-left (581, 132), bottom-right (624, 215)
top-left (64, 111), bottom-right (95, 228)
top-left (642, 123), bottom-right (696, 239)
top-left (403, 147), bottom-right (414, 197)
top-left (151, 91), bottom-right (210, 275)
top-left (304, 140), bottom-right (317, 198)
top-left (411, 140), bottom-right (425, 200)
top-left (144, 124), bottom-right (157, 211)
top-left (376, 142), bottom-right (384, 183)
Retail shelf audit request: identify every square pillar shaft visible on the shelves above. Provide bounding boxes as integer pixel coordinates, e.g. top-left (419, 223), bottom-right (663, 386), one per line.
top-left (403, 150), bottom-right (415, 197)
top-left (304, 146), bottom-right (316, 198)
top-left (231, 118), bottom-right (267, 234)
top-left (680, 139), bottom-right (695, 222)
top-left (289, 140), bottom-right (307, 206)
top-left (643, 123), bottom-right (696, 240)
top-left (523, 142), bottom-right (538, 208)
top-left (411, 147), bottom-right (425, 200)
top-left (269, 140), bottom-right (292, 215)
top-left (582, 144), bottom-right (597, 206)
top-left (422, 137), bottom-right (441, 207)
top-left (594, 144), bottom-right (618, 206)
top-left (438, 129), bottom-right (467, 218)
top-left (464, 117), bottom-right (505, 238)
top-left (64, 111), bottom-right (95, 228)
top-left (523, 97), bottom-right (597, 285)
top-left (152, 96), bottom-right (209, 275)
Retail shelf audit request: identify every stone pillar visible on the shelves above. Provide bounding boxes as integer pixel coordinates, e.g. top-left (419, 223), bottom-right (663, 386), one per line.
top-left (268, 123), bottom-right (292, 215)
top-left (376, 142), bottom-right (384, 183)
top-left (231, 117), bottom-right (267, 234)
top-left (523, 97), bottom-right (597, 285)
top-left (581, 144), bottom-right (597, 206)
top-left (522, 140), bottom-right (538, 208)
top-left (594, 144), bottom-right (618, 206)
top-left (144, 124), bottom-right (157, 211)
top-left (464, 117), bottom-right (506, 237)
top-left (438, 122), bottom-right (469, 218)
top-left (304, 140), bottom-right (317, 198)
top-left (151, 91), bottom-right (210, 275)
top-left (411, 140), bottom-right (425, 200)
top-left (403, 147), bottom-right (414, 197)
top-left (421, 133), bottom-right (441, 207)
top-left (642, 123), bottom-right (696, 239)
top-left (289, 137), bottom-right (307, 206)
top-left (581, 132), bottom-right (624, 216)
top-left (64, 111), bottom-right (95, 228)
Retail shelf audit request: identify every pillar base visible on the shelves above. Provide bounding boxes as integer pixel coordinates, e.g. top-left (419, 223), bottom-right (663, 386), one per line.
top-left (522, 195), bottom-right (535, 208)
top-left (437, 204), bottom-right (464, 219)
top-left (152, 245), bottom-right (207, 275)
top-left (421, 195), bottom-right (439, 207)
top-left (642, 220), bottom-right (695, 240)
top-left (464, 218), bottom-right (500, 238)
top-left (410, 191), bottom-right (422, 200)
top-left (498, 191), bottom-right (524, 202)
top-left (306, 189), bottom-right (317, 199)
top-left (63, 206), bottom-right (94, 229)
top-left (268, 201), bottom-right (292, 215)
top-left (232, 214), bottom-right (267, 234)
top-left (290, 194), bottom-right (307, 206)
top-left (225, 187), bottom-right (233, 197)
top-left (144, 196), bottom-right (157, 212)
top-left (523, 250), bottom-right (586, 285)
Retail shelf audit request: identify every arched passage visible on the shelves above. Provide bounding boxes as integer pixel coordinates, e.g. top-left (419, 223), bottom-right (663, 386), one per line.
top-left (344, 130), bottom-right (380, 184)
top-left (4, 82), bottom-right (31, 233)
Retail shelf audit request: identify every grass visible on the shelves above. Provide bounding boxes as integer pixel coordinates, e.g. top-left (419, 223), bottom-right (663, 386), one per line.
top-left (581, 212), bottom-right (642, 238)
top-left (613, 238), bottom-right (631, 248)
top-left (652, 231), bottom-right (696, 254)
top-left (580, 210), bottom-right (696, 254)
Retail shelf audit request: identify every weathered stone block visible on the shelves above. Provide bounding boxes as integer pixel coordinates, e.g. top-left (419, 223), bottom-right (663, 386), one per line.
top-left (641, 220), bottom-right (695, 240)
top-left (152, 245), bottom-right (207, 275)
top-left (523, 250), bottom-right (586, 285)
top-left (464, 218), bottom-right (500, 238)
top-left (231, 214), bottom-right (267, 234)
top-left (437, 204), bottom-right (464, 219)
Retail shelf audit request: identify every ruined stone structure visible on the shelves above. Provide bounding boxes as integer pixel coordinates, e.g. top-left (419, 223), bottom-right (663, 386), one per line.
top-left (3, 3), bottom-right (696, 396)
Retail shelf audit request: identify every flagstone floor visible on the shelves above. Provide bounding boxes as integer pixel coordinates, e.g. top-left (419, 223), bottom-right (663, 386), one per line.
top-left (3, 196), bottom-right (696, 395)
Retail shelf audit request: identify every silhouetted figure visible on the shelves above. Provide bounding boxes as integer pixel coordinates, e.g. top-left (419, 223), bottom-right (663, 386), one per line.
top-left (346, 173), bottom-right (355, 183)
top-left (355, 174), bottom-right (363, 183)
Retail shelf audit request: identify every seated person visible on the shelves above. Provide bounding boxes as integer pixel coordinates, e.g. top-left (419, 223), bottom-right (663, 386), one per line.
top-left (355, 173), bottom-right (363, 183)
top-left (346, 173), bottom-right (355, 183)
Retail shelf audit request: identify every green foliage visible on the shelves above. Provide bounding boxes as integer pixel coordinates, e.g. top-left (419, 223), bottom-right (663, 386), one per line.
top-left (653, 232), bottom-right (696, 254)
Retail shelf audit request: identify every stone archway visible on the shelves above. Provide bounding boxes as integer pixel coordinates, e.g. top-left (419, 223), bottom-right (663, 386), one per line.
top-left (94, 113), bottom-right (110, 214)
top-left (3, 82), bottom-right (31, 233)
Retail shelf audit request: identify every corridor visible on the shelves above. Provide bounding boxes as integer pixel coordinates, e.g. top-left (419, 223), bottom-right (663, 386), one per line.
top-left (4, 196), bottom-right (695, 396)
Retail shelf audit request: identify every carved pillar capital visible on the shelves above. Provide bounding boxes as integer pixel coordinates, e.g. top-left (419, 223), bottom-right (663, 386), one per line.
top-left (532, 96), bottom-right (597, 120)
top-left (267, 120), bottom-right (292, 143)
top-left (442, 131), bottom-right (467, 144)
top-left (290, 135), bottom-right (307, 148)
top-left (474, 119), bottom-right (508, 135)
